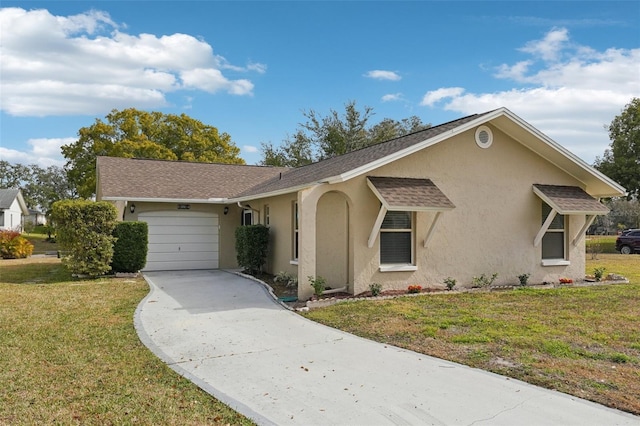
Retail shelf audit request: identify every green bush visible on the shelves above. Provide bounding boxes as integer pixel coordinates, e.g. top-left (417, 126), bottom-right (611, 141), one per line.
top-left (235, 224), bottom-right (269, 274)
top-left (111, 221), bottom-right (148, 273)
top-left (50, 200), bottom-right (117, 277)
top-left (0, 230), bottom-right (34, 259)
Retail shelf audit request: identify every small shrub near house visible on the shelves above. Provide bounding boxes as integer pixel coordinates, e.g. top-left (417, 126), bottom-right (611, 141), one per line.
top-left (472, 273), bottom-right (498, 288)
top-left (309, 275), bottom-right (327, 296)
top-left (0, 230), bottom-right (34, 259)
top-left (50, 200), bottom-right (117, 277)
top-left (235, 224), bottom-right (269, 274)
top-left (407, 284), bottom-right (422, 294)
top-left (111, 221), bottom-right (148, 273)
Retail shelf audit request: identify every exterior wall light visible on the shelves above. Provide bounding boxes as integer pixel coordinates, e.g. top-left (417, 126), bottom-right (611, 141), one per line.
top-left (130, 203), bottom-right (135, 213)
top-left (223, 206), bottom-right (229, 215)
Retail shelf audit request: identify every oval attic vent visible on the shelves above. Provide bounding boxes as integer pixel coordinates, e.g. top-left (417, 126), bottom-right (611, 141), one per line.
top-left (475, 125), bottom-right (493, 148)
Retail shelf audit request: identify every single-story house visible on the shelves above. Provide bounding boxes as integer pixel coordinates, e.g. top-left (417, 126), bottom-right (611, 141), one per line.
top-left (24, 209), bottom-right (47, 227)
top-left (96, 108), bottom-right (625, 300)
top-left (0, 188), bottom-right (29, 232)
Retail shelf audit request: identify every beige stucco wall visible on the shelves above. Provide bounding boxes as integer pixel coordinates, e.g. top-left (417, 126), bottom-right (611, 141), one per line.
top-left (254, 124), bottom-right (590, 300)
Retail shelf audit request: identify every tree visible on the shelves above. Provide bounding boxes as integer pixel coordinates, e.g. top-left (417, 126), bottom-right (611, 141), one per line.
top-left (594, 98), bottom-right (640, 199)
top-left (0, 161), bottom-right (75, 213)
top-left (260, 101), bottom-right (430, 167)
top-left (62, 108), bottom-right (245, 198)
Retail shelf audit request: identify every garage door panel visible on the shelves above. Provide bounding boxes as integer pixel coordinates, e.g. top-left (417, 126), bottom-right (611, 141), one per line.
top-left (147, 243), bottom-right (217, 253)
top-left (140, 211), bottom-right (219, 272)
top-left (147, 250), bottom-right (218, 262)
top-left (145, 259), bottom-right (219, 271)
top-left (148, 233), bottom-right (219, 245)
top-left (143, 216), bottom-right (219, 227)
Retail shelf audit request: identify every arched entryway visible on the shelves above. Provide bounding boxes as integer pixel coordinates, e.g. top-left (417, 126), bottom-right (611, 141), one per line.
top-left (316, 191), bottom-right (352, 292)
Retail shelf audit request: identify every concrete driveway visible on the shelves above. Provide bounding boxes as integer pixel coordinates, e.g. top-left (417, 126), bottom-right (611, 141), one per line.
top-left (136, 270), bottom-right (638, 425)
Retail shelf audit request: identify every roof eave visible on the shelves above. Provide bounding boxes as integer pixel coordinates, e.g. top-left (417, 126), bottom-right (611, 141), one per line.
top-left (101, 196), bottom-right (228, 204)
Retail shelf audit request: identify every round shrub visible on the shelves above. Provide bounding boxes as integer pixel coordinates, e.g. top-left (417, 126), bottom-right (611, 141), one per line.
top-left (111, 221), bottom-right (148, 273)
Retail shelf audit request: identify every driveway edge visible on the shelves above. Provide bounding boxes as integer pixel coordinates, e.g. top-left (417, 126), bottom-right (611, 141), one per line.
top-left (134, 273), bottom-right (277, 426)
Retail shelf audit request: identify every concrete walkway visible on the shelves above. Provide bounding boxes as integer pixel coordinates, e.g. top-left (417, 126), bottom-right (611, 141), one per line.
top-left (136, 270), bottom-right (639, 426)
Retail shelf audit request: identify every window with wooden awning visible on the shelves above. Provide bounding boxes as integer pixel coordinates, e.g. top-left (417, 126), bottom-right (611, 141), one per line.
top-left (367, 177), bottom-right (455, 271)
top-left (533, 184), bottom-right (609, 266)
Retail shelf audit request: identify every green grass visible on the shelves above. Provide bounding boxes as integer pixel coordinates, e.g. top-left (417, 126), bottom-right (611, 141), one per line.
top-left (585, 235), bottom-right (618, 254)
top-left (23, 233), bottom-right (60, 255)
top-left (0, 259), bottom-right (253, 426)
top-left (304, 254), bottom-right (640, 415)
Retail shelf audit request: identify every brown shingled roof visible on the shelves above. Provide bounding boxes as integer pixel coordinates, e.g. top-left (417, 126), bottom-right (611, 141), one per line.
top-left (97, 157), bottom-right (288, 201)
top-left (235, 112), bottom-right (488, 198)
top-left (533, 184), bottom-right (609, 215)
top-left (367, 177), bottom-right (455, 210)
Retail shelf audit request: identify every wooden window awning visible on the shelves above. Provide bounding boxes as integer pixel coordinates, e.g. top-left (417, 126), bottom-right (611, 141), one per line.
top-left (366, 177), bottom-right (455, 248)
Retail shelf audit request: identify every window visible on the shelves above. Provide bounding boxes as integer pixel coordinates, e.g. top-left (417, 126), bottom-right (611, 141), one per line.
top-left (241, 209), bottom-right (253, 226)
top-left (0, 212), bottom-right (3, 227)
top-left (292, 202), bottom-right (299, 261)
top-left (264, 204), bottom-right (270, 226)
top-left (380, 211), bottom-right (413, 264)
top-left (541, 203), bottom-right (566, 260)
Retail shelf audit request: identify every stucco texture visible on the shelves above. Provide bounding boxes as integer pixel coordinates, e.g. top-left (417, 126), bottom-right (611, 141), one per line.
top-left (247, 125), bottom-right (590, 300)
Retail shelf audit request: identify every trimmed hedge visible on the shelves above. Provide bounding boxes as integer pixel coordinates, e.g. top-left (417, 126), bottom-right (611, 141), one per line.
top-left (50, 200), bottom-right (117, 277)
top-left (111, 221), bottom-right (148, 273)
top-left (235, 224), bottom-right (269, 274)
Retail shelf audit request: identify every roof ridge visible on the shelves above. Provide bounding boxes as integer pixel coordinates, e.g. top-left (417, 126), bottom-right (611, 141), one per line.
top-left (98, 155), bottom-right (291, 171)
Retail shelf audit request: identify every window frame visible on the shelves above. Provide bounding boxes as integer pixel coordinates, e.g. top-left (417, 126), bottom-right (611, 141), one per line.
top-left (541, 202), bottom-right (569, 265)
top-left (291, 201), bottom-right (299, 263)
top-left (379, 210), bottom-right (416, 271)
top-left (263, 204), bottom-right (270, 226)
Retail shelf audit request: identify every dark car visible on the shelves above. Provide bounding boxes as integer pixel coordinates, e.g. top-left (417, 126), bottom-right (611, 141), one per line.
top-left (616, 229), bottom-right (640, 254)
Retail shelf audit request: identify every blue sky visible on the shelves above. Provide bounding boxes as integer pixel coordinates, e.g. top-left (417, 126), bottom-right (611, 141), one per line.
top-left (1, 1), bottom-right (639, 168)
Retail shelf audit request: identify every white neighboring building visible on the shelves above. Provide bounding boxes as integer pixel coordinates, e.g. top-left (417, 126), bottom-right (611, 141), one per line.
top-left (0, 189), bottom-right (29, 232)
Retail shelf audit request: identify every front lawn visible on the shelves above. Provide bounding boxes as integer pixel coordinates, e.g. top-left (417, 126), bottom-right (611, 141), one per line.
top-left (303, 254), bottom-right (640, 415)
top-left (0, 258), bottom-right (253, 425)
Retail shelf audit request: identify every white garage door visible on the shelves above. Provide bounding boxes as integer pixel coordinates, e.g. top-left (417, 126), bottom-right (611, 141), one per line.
top-left (139, 211), bottom-right (219, 271)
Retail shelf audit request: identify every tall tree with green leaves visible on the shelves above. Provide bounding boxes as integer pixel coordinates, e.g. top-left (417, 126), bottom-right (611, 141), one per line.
top-left (62, 108), bottom-right (245, 198)
top-left (260, 101), bottom-right (430, 167)
top-left (594, 98), bottom-right (640, 199)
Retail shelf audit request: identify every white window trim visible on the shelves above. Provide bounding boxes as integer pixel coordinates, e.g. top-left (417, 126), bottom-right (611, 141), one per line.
top-left (538, 203), bottom-right (569, 264)
top-left (292, 201), bottom-right (299, 262)
top-left (541, 259), bottom-right (571, 267)
top-left (379, 265), bottom-right (418, 272)
top-left (379, 210), bottom-right (415, 267)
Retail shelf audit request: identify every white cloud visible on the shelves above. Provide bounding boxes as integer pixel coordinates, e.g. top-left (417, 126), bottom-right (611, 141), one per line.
top-left (0, 137), bottom-right (73, 167)
top-left (420, 87), bottom-right (465, 107)
top-left (421, 28), bottom-right (640, 163)
top-left (381, 93), bottom-right (403, 102)
top-left (243, 145), bottom-right (259, 153)
top-left (519, 27), bottom-right (570, 62)
top-left (365, 70), bottom-right (401, 81)
top-left (0, 7), bottom-right (264, 117)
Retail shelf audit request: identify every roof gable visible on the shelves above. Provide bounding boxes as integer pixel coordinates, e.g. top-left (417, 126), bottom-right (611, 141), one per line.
top-left (0, 188), bottom-right (29, 213)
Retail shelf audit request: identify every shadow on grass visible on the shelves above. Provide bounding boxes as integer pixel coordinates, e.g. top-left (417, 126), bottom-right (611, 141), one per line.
top-left (0, 261), bottom-right (73, 284)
